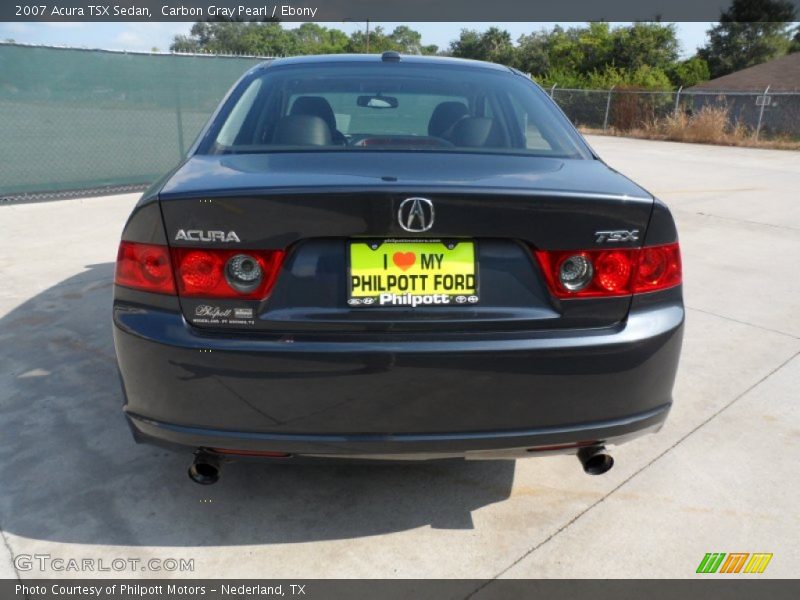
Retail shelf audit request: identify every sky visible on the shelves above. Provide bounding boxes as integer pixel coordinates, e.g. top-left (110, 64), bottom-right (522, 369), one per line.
top-left (0, 22), bottom-right (714, 58)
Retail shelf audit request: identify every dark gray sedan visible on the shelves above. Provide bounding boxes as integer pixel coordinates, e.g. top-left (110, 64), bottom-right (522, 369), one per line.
top-left (112, 53), bottom-right (683, 484)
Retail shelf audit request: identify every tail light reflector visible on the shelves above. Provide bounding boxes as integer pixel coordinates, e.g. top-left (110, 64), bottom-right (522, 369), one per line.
top-left (535, 242), bottom-right (681, 298)
top-left (171, 247), bottom-right (285, 300)
top-left (211, 448), bottom-right (291, 458)
top-left (115, 241), bottom-right (176, 295)
top-left (526, 441), bottom-right (599, 453)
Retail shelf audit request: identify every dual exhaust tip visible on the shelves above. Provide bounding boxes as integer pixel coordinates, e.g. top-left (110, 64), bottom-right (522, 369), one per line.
top-left (188, 446), bottom-right (614, 484)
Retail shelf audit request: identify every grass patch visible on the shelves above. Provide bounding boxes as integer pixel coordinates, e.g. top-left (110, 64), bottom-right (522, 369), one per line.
top-left (580, 105), bottom-right (800, 150)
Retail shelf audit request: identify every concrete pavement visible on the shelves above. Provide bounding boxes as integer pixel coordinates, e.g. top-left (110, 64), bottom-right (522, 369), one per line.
top-left (0, 137), bottom-right (798, 580)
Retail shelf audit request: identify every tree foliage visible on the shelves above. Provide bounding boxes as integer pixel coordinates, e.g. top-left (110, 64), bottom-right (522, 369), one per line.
top-left (170, 14), bottom-right (800, 92)
top-left (668, 57), bottom-right (712, 88)
top-left (451, 22), bottom-right (684, 90)
top-left (170, 22), bottom-right (438, 56)
top-left (698, 0), bottom-right (797, 78)
top-left (449, 27), bottom-right (516, 65)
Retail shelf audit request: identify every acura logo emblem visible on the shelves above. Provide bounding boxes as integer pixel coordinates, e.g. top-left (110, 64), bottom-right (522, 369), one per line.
top-left (398, 197), bottom-right (434, 232)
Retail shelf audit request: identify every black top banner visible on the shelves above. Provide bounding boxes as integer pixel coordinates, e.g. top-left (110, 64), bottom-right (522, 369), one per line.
top-left (5, 0), bottom-right (800, 22)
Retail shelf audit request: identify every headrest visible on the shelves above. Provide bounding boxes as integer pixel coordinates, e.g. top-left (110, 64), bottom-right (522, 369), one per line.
top-left (428, 101), bottom-right (469, 137)
top-left (272, 115), bottom-right (333, 146)
top-left (448, 117), bottom-right (502, 147)
top-left (290, 96), bottom-right (337, 133)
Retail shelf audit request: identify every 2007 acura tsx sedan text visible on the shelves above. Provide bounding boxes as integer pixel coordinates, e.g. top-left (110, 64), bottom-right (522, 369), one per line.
top-left (112, 53), bottom-right (683, 484)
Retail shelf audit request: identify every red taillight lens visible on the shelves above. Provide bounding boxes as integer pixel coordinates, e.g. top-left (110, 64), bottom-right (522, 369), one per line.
top-left (535, 242), bottom-right (681, 298)
top-left (595, 250), bottom-right (633, 292)
top-left (171, 248), bottom-right (285, 300)
top-left (115, 241), bottom-right (176, 295)
top-left (632, 244), bottom-right (681, 292)
top-left (177, 250), bottom-right (224, 293)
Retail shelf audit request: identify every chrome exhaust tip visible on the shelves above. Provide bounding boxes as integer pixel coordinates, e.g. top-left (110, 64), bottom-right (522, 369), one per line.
top-left (577, 446), bottom-right (614, 475)
top-left (188, 453), bottom-right (221, 485)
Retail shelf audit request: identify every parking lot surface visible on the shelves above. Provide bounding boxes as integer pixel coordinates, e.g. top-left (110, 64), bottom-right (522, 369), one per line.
top-left (0, 136), bottom-right (798, 579)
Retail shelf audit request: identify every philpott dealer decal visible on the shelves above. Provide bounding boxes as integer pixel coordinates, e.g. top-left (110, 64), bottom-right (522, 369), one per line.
top-left (193, 305), bottom-right (254, 326)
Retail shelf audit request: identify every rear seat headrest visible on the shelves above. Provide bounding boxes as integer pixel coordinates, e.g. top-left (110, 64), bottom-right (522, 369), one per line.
top-left (272, 115), bottom-right (333, 146)
top-left (428, 101), bottom-right (469, 137)
top-left (448, 117), bottom-right (501, 147)
top-left (290, 96), bottom-right (338, 133)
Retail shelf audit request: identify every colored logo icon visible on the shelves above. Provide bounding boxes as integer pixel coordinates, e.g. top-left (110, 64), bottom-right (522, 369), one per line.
top-left (696, 553), bottom-right (773, 574)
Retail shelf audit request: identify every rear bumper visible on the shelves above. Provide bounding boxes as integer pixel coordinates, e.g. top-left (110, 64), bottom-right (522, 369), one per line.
top-left (127, 404), bottom-right (669, 460)
top-left (113, 293), bottom-right (683, 458)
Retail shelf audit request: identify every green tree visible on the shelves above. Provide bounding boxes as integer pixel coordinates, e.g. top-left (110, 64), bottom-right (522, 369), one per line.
top-left (292, 23), bottom-right (349, 54)
top-left (348, 26), bottom-right (393, 53)
top-left (171, 22), bottom-right (433, 57)
top-left (171, 22), bottom-right (298, 56)
top-left (515, 30), bottom-right (551, 74)
top-left (516, 22), bottom-right (681, 90)
top-left (537, 64), bottom-right (674, 91)
top-left (546, 23), bottom-right (615, 74)
top-left (668, 57), bottom-right (711, 87)
top-left (698, 0), bottom-right (797, 78)
top-left (790, 26), bottom-right (800, 52)
top-left (388, 25), bottom-right (434, 54)
top-left (346, 26), bottom-right (436, 55)
top-left (515, 22), bottom-right (680, 88)
top-left (449, 27), bottom-right (516, 65)
top-left (611, 23), bottom-right (680, 71)
top-left (448, 29), bottom-right (483, 59)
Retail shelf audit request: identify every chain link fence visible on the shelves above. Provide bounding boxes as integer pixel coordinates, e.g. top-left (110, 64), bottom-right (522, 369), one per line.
top-left (3, 44), bottom-right (798, 202)
top-left (0, 43), bottom-right (267, 202)
top-left (550, 86), bottom-right (800, 142)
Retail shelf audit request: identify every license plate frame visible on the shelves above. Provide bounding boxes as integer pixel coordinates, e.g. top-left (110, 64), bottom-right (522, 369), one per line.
top-left (347, 239), bottom-right (479, 308)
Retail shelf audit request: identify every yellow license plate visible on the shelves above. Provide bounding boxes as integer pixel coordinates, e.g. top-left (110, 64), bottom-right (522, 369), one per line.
top-left (348, 239), bottom-right (478, 307)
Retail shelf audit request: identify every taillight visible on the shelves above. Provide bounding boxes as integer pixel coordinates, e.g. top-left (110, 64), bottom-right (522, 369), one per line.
top-left (115, 241), bottom-right (176, 295)
top-left (115, 242), bottom-right (286, 300)
top-left (632, 244), bottom-right (682, 292)
top-left (171, 247), bottom-right (285, 300)
top-left (535, 242), bottom-right (681, 298)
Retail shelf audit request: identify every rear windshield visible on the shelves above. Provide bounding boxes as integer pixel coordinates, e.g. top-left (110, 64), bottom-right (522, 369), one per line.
top-left (198, 61), bottom-right (590, 159)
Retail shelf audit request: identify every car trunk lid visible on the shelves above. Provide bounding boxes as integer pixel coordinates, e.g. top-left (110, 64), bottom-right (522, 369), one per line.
top-left (159, 153), bottom-right (653, 333)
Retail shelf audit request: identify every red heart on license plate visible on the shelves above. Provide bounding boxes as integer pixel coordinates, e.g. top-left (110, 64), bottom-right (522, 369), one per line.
top-left (392, 252), bottom-right (416, 271)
